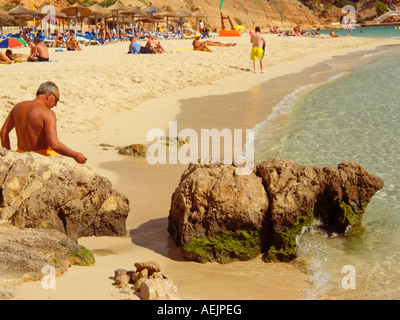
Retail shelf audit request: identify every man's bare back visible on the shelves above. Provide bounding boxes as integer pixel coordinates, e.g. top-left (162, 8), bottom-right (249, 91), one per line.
top-left (251, 31), bottom-right (265, 48)
top-left (28, 37), bottom-right (49, 62)
top-left (0, 82), bottom-right (86, 164)
top-left (9, 100), bottom-right (54, 151)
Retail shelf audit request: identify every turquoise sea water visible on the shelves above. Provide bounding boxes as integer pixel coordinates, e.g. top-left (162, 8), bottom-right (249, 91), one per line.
top-left (320, 25), bottom-right (400, 38)
top-left (253, 44), bottom-right (400, 299)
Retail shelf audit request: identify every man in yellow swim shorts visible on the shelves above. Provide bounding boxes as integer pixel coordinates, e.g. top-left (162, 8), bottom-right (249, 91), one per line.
top-left (250, 26), bottom-right (266, 74)
top-left (0, 81), bottom-right (87, 164)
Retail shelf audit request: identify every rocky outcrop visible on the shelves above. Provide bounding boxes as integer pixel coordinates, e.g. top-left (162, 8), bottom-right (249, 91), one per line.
top-left (168, 163), bottom-right (269, 263)
top-left (0, 222), bottom-right (95, 298)
top-left (0, 149), bottom-right (129, 240)
top-left (168, 160), bottom-right (384, 263)
top-left (112, 261), bottom-right (180, 300)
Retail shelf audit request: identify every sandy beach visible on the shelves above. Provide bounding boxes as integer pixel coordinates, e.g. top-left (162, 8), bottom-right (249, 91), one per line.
top-left (1, 32), bottom-right (399, 300)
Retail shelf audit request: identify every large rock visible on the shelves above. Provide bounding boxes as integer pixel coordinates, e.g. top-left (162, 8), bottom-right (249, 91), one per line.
top-left (168, 160), bottom-right (384, 263)
top-left (0, 222), bottom-right (95, 298)
top-left (257, 159), bottom-right (384, 261)
top-left (168, 162), bottom-right (269, 263)
top-left (0, 149), bottom-right (129, 240)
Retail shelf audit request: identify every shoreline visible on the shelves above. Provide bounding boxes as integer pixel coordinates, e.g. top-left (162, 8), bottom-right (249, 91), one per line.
top-left (7, 36), bottom-right (400, 300)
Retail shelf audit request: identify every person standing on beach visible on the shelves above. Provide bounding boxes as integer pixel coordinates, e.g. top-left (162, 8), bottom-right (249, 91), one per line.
top-left (250, 26), bottom-right (266, 74)
top-left (0, 81), bottom-right (87, 164)
top-left (98, 18), bottom-right (106, 42)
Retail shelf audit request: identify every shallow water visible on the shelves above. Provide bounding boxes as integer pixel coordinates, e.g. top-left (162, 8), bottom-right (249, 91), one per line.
top-left (254, 44), bottom-right (400, 299)
top-left (320, 25), bottom-right (400, 38)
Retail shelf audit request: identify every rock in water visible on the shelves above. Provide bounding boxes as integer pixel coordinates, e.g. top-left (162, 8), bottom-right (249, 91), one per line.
top-left (168, 160), bottom-right (384, 263)
top-left (168, 162), bottom-right (269, 263)
top-left (0, 150), bottom-right (130, 240)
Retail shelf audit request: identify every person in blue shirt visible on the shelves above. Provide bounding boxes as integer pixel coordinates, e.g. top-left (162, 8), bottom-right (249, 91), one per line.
top-left (128, 37), bottom-right (156, 54)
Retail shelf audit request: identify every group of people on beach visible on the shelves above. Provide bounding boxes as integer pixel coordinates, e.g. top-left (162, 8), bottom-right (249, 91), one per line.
top-left (128, 34), bottom-right (167, 54)
top-left (0, 23), bottom-right (346, 162)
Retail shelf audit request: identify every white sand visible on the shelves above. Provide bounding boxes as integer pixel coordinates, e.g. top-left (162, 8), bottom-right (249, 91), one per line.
top-left (1, 33), bottom-right (398, 300)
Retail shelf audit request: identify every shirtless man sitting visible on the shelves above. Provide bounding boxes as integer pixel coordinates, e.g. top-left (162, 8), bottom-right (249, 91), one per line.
top-left (53, 29), bottom-right (65, 47)
top-left (192, 35), bottom-right (212, 52)
top-left (28, 37), bottom-right (49, 62)
top-left (0, 81), bottom-right (86, 164)
top-left (145, 35), bottom-right (166, 53)
top-left (66, 31), bottom-right (82, 51)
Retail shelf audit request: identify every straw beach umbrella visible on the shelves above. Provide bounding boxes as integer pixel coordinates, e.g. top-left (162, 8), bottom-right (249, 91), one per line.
top-left (154, 6), bottom-right (178, 31)
top-left (121, 6), bottom-right (144, 31)
top-left (61, 2), bottom-right (92, 34)
top-left (89, 3), bottom-right (111, 38)
top-left (143, 3), bottom-right (163, 32)
top-left (7, 5), bottom-right (33, 31)
top-left (191, 11), bottom-right (207, 32)
top-left (107, 2), bottom-right (130, 37)
top-left (0, 9), bottom-right (9, 36)
top-left (175, 8), bottom-right (192, 31)
top-left (34, 6), bottom-right (67, 37)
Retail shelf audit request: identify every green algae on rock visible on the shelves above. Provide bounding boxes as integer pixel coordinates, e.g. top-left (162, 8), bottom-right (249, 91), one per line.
top-left (182, 229), bottom-right (264, 264)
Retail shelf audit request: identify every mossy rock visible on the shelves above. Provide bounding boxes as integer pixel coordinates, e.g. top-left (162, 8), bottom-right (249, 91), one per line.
top-left (338, 201), bottom-right (368, 228)
top-left (64, 243), bottom-right (96, 267)
top-left (182, 229), bottom-right (263, 264)
top-left (264, 202), bottom-right (368, 262)
top-left (264, 213), bottom-right (315, 262)
top-left (117, 144), bottom-right (147, 157)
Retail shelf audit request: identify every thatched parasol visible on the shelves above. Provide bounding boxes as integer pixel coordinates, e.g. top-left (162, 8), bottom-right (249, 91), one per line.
top-left (61, 2), bottom-right (92, 34)
top-left (175, 8), bottom-right (193, 18)
top-left (35, 6), bottom-right (69, 37)
top-left (155, 6), bottom-right (178, 30)
top-left (7, 5), bottom-right (34, 31)
top-left (174, 8), bottom-right (193, 30)
top-left (107, 2), bottom-right (130, 37)
top-left (89, 4), bottom-right (111, 38)
top-left (120, 6), bottom-right (144, 30)
top-left (143, 3), bottom-right (163, 32)
top-left (191, 11), bottom-right (207, 32)
top-left (0, 9), bottom-right (9, 36)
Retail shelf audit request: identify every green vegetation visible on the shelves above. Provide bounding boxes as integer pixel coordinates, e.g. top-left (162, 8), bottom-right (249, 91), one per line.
top-left (68, 246), bottom-right (96, 266)
top-left (339, 201), bottom-right (368, 227)
top-left (98, 0), bottom-right (114, 7)
top-left (334, 0), bottom-right (358, 10)
top-left (264, 213), bottom-right (315, 262)
top-left (376, 1), bottom-right (390, 16)
top-left (183, 229), bottom-right (264, 264)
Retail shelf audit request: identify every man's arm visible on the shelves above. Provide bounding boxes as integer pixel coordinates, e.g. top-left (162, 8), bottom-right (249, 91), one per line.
top-left (0, 111), bottom-right (15, 150)
top-left (43, 110), bottom-right (87, 164)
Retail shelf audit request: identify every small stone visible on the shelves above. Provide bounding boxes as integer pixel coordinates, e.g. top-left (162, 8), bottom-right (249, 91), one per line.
top-left (134, 261), bottom-right (161, 275)
top-left (117, 144), bottom-right (147, 157)
top-left (113, 269), bottom-right (130, 287)
top-left (140, 278), bottom-right (181, 300)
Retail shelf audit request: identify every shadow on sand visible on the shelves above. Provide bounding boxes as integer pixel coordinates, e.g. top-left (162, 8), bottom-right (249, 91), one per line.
top-left (129, 217), bottom-right (185, 262)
